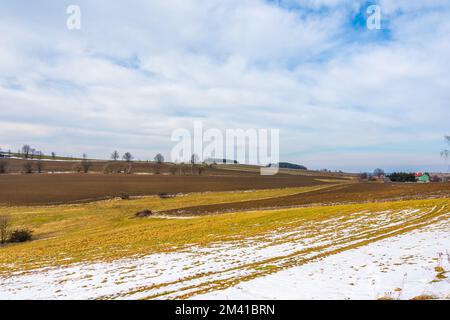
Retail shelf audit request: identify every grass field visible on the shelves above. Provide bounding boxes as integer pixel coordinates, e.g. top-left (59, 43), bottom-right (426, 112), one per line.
top-left (1, 163), bottom-right (449, 300)
top-left (1, 184), bottom-right (448, 273)
top-left (1, 195), bottom-right (449, 299)
top-left (0, 185), bottom-right (335, 272)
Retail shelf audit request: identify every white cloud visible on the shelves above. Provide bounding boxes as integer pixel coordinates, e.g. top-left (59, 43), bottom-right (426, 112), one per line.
top-left (0, 0), bottom-right (449, 171)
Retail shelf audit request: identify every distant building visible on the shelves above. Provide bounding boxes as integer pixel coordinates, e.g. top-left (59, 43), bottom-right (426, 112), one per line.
top-left (416, 173), bottom-right (430, 183)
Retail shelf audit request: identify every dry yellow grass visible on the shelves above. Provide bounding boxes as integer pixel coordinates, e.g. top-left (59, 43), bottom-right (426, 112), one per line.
top-left (0, 187), bottom-right (448, 280)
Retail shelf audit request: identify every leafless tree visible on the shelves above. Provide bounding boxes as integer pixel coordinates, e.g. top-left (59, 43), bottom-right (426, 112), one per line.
top-left (441, 136), bottom-right (450, 171)
top-left (111, 150), bottom-right (120, 161)
top-left (125, 163), bottom-right (133, 174)
top-left (190, 154), bottom-right (199, 175)
top-left (153, 153), bottom-right (164, 174)
top-left (169, 165), bottom-right (177, 175)
top-left (36, 159), bottom-right (44, 173)
top-left (123, 152), bottom-right (134, 162)
top-left (197, 165), bottom-right (205, 176)
top-left (51, 152), bottom-right (56, 160)
top-left (81, 154), bottom-right (92, 173)
top-left (72, 163), bottom-right (82, 173)
top-left (373, 168), bottom-right (385, 177)
top-left (154, 153), bottom-right (164, 164)
top-left (441, 136), bottom-right (450, 159)
top-left (181, 164), bottom-right (189, 175)
top-left (0, 160), bottom-right (8, 174)
top-left (190, 154), bottom-right (199, 165)
top-left (23, 161), bottom-right (33, 174)
top-left (22, 145), bottom-right (31, 159)
top-left (0, 215), bottom-right (10, 244)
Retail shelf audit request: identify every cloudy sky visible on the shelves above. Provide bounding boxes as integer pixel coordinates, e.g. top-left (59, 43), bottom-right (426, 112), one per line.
top-left (0, 0), bottom-right (449, 172)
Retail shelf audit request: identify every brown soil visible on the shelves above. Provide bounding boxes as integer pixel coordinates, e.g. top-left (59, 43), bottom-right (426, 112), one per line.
top-left (161, 182), bottom-right (450, 216)
top-left (0, 173), bottom-right (335, 206)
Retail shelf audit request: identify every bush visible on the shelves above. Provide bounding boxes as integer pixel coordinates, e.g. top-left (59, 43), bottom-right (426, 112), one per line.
top-left (159, 192), bottom-right (175, 199)
top-left (388, 172), bottom-right (416, 183)
top-left (120, 192), bottom-right (130, 200)
top-left (135, 210), bottom-right (154, 218)
top-left (9, 229), bottom-right (33, 243)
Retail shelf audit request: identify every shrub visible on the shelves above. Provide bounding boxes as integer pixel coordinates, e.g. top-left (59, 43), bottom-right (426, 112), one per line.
top-left (120, 192), bottom-right (130, 200)
top-left (159, 192), bottom-right (174, 199)
top-left (388, 172), bottom-right (416, 183)
top-left (9, 229), bottom-right (33, 243)
top-left (135, 210), bottom-right (153, 218)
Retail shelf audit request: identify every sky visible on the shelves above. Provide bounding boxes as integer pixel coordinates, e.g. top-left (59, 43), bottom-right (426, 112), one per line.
top-left (0, 0), bottom-right (449, 172)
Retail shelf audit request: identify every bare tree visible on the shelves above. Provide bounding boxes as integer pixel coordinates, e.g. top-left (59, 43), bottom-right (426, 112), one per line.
top-left (197, 165), bottom-right (205, 176)
top-left (81, 154), bottom-right (92, 173)
top-left (0, 215), bottom-right (10, 244)
top-left (22, 145), bottom-right (31, 159)
top-left (441, 136), bottom-right (450, 159)
top-left (154, 153), bottom-right (164, 164)
top-left (36, 159), bottom-right (44, 173)
top-left (190, 154), bottom-right (199, 165)
top-left (111, 150), bottom-right (120, 161)
top-left (373, 168), bottom-right (385, 177)
top-left (51, 152), bottom-right (56, 160)
top-left (0, 160), bottom-right (8, 174)
top-left (169, 165), bottom-right (177, 175)
top-left (181, 163), bottom-right (188, 175)
top-left (190, 154), bottom-right (199, 175)
top-left (153, 153), bottom-right (164, 175)
top-left (123, 152), bottom-right (134, 162)
top-left (125, 163), bottom-right (133, 174)
top-left (23, 161), bottom-right (33, 174)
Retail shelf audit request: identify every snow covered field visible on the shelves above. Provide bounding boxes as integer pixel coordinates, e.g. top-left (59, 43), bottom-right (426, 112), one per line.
top-left (1, 205), bottom-right (449, 300)
top-left (195, 220), bottom-right (450, 300)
